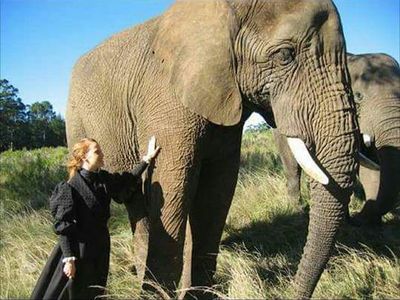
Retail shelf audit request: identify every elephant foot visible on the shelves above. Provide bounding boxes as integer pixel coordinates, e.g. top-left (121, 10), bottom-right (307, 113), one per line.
top-left (349, 200), bottom-right (383, 227)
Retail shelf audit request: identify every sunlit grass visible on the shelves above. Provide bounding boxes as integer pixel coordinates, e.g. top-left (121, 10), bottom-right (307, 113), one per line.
top-left (0, 209), bottom-right (55, 298)
top-left (1, 130), bottom-right (399, 299)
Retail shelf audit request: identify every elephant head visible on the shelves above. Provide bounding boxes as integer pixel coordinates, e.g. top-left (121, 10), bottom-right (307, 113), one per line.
top-left (347, 53), bottom-right (400, 224)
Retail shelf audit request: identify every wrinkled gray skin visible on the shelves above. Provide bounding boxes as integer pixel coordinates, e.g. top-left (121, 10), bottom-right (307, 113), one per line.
top-left (66, 0), bottom-right (358, 298)
top-left (274, 53), bottom-right (400, 225)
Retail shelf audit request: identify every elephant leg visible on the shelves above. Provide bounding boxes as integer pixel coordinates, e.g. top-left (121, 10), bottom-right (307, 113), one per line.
top-left (272, 129), bottom-right (302, 206)
top-left (134, 152), bottom-right (200, 297)
top-left (351, 165), bottom-right (381, 225)
top-left (283, 154), bottom-right (302, 206)
top-left (375, 147), bottom-right (400, 216)
top-left (185, 155), bottom-right (240, 299)
top-left (359, 165), bottom-right (380, 201)
top-left (355, 147), bottom-right (400, 225)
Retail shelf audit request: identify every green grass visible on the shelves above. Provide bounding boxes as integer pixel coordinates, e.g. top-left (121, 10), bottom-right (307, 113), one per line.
top-left (0, 147), bottom-right (68, 212)
top-left (0, 131), bottom-right (399, 299)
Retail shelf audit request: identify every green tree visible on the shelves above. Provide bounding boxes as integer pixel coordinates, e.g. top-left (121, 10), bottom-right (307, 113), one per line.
top-left (28, 101), bottom-right (56, 121)
top-left (1, 80), bottom-right (66, 150)
top-left (48, 114), bottom-right (67, 146)
top-left (27, 101), bottom-right (57, 147)
top-left (0, 79), bottom-right (28, 151)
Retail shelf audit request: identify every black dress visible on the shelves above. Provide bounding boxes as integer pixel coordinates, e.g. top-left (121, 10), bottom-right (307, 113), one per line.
top-left (31, 162), bottom-right (148, 300)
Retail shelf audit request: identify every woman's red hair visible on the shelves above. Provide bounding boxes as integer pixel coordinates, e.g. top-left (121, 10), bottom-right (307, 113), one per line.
top-left (67, 138), bottom-right (98, 180)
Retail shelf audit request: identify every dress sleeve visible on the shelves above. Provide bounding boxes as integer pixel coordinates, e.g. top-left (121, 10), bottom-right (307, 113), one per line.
top-left (50, 182), bottom-right (78, 258)
top-left (101, 161), bottom-right (148, 203)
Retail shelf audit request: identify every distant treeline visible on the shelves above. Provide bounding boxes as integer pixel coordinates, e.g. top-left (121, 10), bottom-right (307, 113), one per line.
top-left (0, 79), bottom-right (66, 152)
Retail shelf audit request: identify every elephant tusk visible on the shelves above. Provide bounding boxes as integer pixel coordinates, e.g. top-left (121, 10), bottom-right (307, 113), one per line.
top-left (362, 134), bottom-right (372, 147)
top-left (287, 137), bottom-right (329, 185)
top-left (359, 152), bottom-right (380, 170)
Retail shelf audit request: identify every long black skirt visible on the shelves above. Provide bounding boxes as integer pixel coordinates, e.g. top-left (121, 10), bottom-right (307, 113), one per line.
top-left (31, 243), bottom-right (109, 300)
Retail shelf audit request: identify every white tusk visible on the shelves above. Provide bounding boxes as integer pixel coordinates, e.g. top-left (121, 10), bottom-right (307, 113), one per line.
top-left (287, 137), bottom-right (329, 185)
top-left (359, 152), bottom-right (380, 170)
top-left (362, 134), bottom-right (372, 147)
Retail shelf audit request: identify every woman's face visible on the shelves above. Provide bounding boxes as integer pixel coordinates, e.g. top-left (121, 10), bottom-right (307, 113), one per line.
top-left (84, 142), bottom-right (104, 170)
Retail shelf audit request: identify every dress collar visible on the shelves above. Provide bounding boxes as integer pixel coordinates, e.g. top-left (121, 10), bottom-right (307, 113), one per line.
top-left (79, 168), bottom-right (100, 183)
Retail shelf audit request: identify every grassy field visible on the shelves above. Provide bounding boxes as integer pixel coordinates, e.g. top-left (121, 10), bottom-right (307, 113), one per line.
top-left (0, 130), bottom-right (399, 299)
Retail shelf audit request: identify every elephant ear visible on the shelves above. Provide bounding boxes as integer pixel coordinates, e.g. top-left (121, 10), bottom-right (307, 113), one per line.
top-left (153, 0), bottom-right (242, 126)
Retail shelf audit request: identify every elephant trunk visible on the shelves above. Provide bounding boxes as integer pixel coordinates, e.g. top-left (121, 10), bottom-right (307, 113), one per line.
top-left (293, 183), bottom-right (346, 298)
top-left (292, 128), bottom-right (357, 298)
top-left (293, 82), bottom-right (358, 298)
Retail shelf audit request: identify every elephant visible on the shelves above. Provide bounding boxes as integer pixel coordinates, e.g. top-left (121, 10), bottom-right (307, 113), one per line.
top-left (65, 0), bottom-right (359, 298)
top-left (274, 53), bottom-right (400, 226)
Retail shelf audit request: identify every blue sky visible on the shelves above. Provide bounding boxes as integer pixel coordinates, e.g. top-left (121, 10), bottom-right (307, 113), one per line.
top-left (1, 0), bottom-right (399, 127)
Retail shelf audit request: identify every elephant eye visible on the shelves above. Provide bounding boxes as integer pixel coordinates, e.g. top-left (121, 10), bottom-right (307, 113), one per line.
top-left (274, 47), bottom-right (295, 65)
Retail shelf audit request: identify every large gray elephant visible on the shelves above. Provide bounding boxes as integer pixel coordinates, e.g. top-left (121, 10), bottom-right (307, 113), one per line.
top-left (66, 0), bottom-right (358, 298)
top-left (274, 53), bottom-right (400, 225)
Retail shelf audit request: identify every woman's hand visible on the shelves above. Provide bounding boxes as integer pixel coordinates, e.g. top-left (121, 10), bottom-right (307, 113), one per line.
top-left (143, 136), bottom-right (161, 163)
top-left (63, 261), bottom-right (76, 279)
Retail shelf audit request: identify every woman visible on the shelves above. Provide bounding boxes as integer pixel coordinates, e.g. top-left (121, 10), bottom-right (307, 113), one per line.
top-left (31, 137), bottom-right (160, 300)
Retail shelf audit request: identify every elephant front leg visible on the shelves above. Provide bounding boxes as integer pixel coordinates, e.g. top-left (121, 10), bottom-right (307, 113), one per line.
top-left (359, 165), bottom-right (380, 201)
top-left (350, 165), bottom-right (381, 226)
top-left (134, 161), bottom-right (200, 297)
top-left (185, 154), bottom-right (240, 299)
top-left (354, 147), bottom-right (400, 225)
top-left (272, 129), bottom-right (302, 207)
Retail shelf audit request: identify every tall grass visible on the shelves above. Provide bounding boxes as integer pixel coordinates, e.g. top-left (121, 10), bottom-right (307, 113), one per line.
top-left (0, 131), bottom-right (399, 299)
top-left (240, 130), bottom-right (283, 175)
top-left (0, 209), bottom-right (55, 297)
top-left (316, 245), bottom-right (400, 299)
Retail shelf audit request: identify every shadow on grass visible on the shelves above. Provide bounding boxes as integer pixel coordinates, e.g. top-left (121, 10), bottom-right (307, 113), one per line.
top-left (222, 211), bottom-right (307, 284)
top-left (338, 217), bottom-right (400, 257)
top-left (221, 208), bottom-right (400, 284)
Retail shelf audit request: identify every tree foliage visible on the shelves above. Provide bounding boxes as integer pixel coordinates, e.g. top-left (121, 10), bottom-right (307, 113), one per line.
top-left (0, 79), bottom-right (66, 151)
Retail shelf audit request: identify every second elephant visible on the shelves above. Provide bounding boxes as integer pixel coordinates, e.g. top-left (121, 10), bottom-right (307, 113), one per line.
top-left (274, 53), bottom-right (400, 225)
